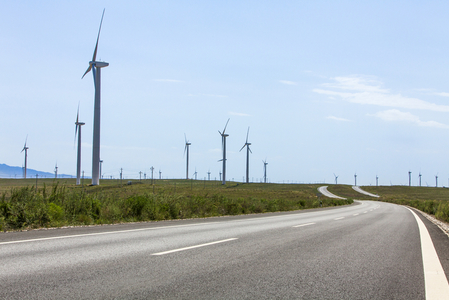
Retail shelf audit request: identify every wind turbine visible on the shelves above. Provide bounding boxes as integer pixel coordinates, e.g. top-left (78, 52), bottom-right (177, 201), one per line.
top-left (408, 171), bottom-right (412, 186)
top-left (239, 127), bottom-right (252, 184)
top-left (354, 173), bottom-right (357, 186)
top-left (376, 175), bottom-right (379, 186)
top-left (218, 119), bottom-right (230, 185)
top-left (21, 136), bottom-right (29, 179)
top-left (193, 168), bottom-right (198, 180)
top-left (82, 9), bottom-right (109, 186)
top-left (333, 173), bottom-right (338, 185)
top-left (435, 174), bottom-right (438, 187)
top-left (263, 159), bottom-right (268, 183)
top-left (54, 163), bottom-right (58, 179)
top-left (184, 134), bottom-right (191, 180)
top-left (419, 172), bottom-right (422, 187)
top-left (74, 106), bottom-right (85, 185)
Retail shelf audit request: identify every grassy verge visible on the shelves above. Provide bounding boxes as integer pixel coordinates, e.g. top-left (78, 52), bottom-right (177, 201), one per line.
top-left (357, 185), bottom-right (449, 223)
top-left (0, 179), bottom-right (351, 231)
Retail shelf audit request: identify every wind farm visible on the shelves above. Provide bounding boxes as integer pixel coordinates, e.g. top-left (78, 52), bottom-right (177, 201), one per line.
top-left (3, 3), bottom-right (449, 299)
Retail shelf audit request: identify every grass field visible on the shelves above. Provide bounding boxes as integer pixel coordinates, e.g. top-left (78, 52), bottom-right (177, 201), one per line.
top-left (1, 179), bottom-right (447, 232)
top-left (327, 184), bottom-right (449, 223)
top-left (0, 178), bottom-right (350, 231)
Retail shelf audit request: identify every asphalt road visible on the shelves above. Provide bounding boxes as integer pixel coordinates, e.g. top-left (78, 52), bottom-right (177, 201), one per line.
top-left (1, 201), bottom-right (448, 299)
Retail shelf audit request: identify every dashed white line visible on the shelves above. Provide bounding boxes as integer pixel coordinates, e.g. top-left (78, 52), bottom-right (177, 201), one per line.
top-left (334, 217), bottom-right (345, 220)
top-left (293, 222), bottom-right (316, 228)
top-left (363, 211), bottom-right (368, 214)
top-left (151, 238), bottom-right (238, 256)
top-left (353, 213), bottom-right (359, 216)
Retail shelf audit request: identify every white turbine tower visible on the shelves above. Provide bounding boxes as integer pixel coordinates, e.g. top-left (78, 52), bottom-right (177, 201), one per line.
top-left (54, 163), bottom-right (58, 179)
top-left (263, 159), bottom-right (268, 183)
top-left (184, 134), bottom-right (191, 180)
top-left (75, 107), bottom-right (85, 185)
top-left (82, 9), bottom-right (108, 186)
top-left (21, 136), bottom-right (29, 179)
top-left (218, 119), bottom-right (230, 185)
top-left (333, 173), bottom-right (339, 185)
top-left (239, 127), bottom-right (252, 184)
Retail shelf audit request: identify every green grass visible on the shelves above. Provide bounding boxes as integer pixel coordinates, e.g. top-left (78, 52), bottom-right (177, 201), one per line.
top-left (327, 184), bottom-right (449, 223)
top-left (0, 179), bottom-right (351, 231)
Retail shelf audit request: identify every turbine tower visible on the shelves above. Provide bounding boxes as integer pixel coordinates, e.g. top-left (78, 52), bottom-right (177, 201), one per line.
top-left (75, 107), bottom-right (85, 185)
top-left (419, 172), bottom-right (422, 187)
top-left (333, 173), bottom-right (339, 185)
top-left (21, 136), bottom-right (29, 179)
top-left (54, 163), bottom-right (58, 179)
top-left (218, 119), bottom-right (230, 185)
top-left (408, 171), bottom-right (412, 186)
top-left (82, 9), bottom-right (108, 186)
top-left (239, 127), bottom-right (252, 184)
top-left (184, 134), bottom-right (191, 180)
top-left (354, 173), bottom-right (357, 186)
top-left (263, 159), bottom-right (268, 183)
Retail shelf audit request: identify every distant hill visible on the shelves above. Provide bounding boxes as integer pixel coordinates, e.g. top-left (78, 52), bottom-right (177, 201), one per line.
top-left (0, 164), bottom-right (73, 179)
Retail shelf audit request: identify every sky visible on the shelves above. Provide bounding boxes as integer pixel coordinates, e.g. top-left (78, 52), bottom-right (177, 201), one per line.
top-left (2, 0), bottom-right (449, 186)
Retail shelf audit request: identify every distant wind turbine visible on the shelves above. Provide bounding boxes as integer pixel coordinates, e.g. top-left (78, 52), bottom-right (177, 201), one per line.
top-left (408, 171), bottom-right (412, 186)
top-left (333, 173), bottom-right (338, 185)
top-left (82, 9), bottom-right (109, 186)
top-left (376, 175), bottom-right (379, 187)
top-left (239, 127), bottom-right (252, 184)
top-left (354, 173), bottom-right (357, 186)
top-left (263, 159), bottom-right (268, 183)
top-left (218, 119), bottom-right (230, 185)
top-left (21, 136), bottom-right (29, 179)
top-left (75, 106), bottom-right (85, 185)
top-left (419, 172), bottom-right (422, 187)
top-left (435, 174), bottom-right (438, 187)
top-left (54, 163), bottom-right (58, 179)
top-left (193, 168), bottom-right (198, 180)
top-left (184, 134), bottom-right (191, 180)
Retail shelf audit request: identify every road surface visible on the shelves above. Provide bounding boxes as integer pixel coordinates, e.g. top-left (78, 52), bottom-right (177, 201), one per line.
top-left (1, 201), bottom-right (448, 299)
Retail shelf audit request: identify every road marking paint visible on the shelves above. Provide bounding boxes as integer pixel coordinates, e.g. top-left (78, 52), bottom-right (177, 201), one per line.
top-left (334, 217), bottom-right (345, 220)
top-left (0, 222), bottom-right (220, 246)
top-left (151, 238), bottom-right (238, 256)
top-left (405, 207), bottom-right (449, 299)
top-left (293, 222), bottom-right (316, 228)
top-left (363, 211), bottom-right (368, 213)
top-left (353, 213), bottom-right (359, 216)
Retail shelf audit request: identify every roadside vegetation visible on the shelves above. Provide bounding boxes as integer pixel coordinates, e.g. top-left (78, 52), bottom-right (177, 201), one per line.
top-left (327, 184), bottom-right (449, 223)
top-left (0, 179), bottom-right (350, 231)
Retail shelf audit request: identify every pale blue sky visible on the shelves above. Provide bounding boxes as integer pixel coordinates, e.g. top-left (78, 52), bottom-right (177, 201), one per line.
top-left (2, 1), bottom-right (449, 186)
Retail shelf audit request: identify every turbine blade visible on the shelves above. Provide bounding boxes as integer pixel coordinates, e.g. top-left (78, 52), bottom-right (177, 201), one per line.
top-left (223, 118), bottom-right (230, 134)
top-left (92, 9), bottom-right (105, 62)
top-left (239, 144), bottom-right (246, 152)
top-left (249, 147), bottom-right (252, 154)
top-left (184, 144), bottom-right (187, 156)
top-left (82, 65), bottom-right (92, 79)
top-left (246, 126), bottom-right (250, 143)
top-left (184, 133), bottom-right (187, 144)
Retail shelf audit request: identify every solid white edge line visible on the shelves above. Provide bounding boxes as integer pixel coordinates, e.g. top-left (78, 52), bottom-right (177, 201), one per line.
top-left (405, 207), bottom-right (449, 299)
top-left (151, 238), bottom-right (238, 256)
top-left (293, 222), bottom-right (316, 228)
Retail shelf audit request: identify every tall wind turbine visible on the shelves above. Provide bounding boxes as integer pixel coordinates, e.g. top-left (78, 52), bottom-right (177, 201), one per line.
top-left (82, 9), bottom-right (109, 186)
top-left (408, 171), bottom-right (412, 186)
top-left (218, 119), bottom-right (230, 185)
top-left (354, 173), bottom-right (357, 186)
top-left (333, 173), bottom-right (339, 185)
top-left (184, 134), bottom-right (191, 180)
top-left (54, 163), bottom-right (58, 179)
top-left (419, 172), bottom-right (422, 187)
top-left (21, 136), bottom-right (29, 179)
top-left (263, 159), bottom-right (268, 183)
top-left (239, 127), bottom-right (252, 184)
top-left (75, 107), bottom-right (85, 185)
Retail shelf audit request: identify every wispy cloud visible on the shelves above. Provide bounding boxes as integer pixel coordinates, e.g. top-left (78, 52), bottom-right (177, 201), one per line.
top-left (370, 109), bottom-right (449, 128)
top-left (154, 79), bottom-right (183, 83)
top-left (326, 116), bottom-right (351, 122)
top-left (314, 76), bottom-right (449, 112)
top-left (279, 80), bottom-right (297, 85)
top-left (229, 112), bottom-right (251, 117)
top-left (433, 92), bottom-right (449, 97)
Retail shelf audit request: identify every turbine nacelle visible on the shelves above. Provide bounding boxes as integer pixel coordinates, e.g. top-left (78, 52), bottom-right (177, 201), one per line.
top-left (89, 61), bottom-right (109, 68)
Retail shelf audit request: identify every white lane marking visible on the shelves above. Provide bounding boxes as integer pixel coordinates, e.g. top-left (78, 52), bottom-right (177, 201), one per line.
top-left (293, 222), bottom-right (316, 228)
top-left (334, 217), bottom-right (345, 220)
top-left (353, 213), bottom-right (359, 216)
top-left (363, 211), bottom-right (368, 214)
top-left (151, 238), bottom-right (238, 256)
top-left (405, 207), bottom-right (449, 299)
top-left (0, 222), bottom-right (220, 246)
top-left (0, 201), bottom-right (364, 246)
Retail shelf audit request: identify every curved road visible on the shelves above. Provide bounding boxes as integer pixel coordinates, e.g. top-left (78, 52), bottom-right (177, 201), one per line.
top-left (1, 201), bottom-right (448, 299)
